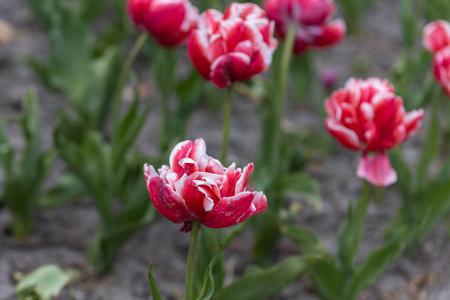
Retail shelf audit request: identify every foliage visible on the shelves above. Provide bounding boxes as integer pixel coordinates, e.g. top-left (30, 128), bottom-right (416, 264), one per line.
top-left (16, 265), bottom-right (74, 300)
top-left (0, 91), bottom-right (53, 239)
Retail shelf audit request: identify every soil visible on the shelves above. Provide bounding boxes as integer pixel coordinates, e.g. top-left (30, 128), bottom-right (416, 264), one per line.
top-left (1, 0), bottom-right (450, 300)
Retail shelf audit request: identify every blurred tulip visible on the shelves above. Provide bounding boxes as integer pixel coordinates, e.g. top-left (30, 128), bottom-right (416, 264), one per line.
top-left (320, 68), bottom-right (339, 90)
top-left (423, 20), bottom-right (450, 54)
top-left (434, 46), bottom-right (450, 96)
top-left (263, 0), bottom-right (346, 54)
top-left (127, 0), bottom-right (199, 47)
top-left (188, 2), bottom-right (278, 88)
top-left (324, 78), bottom-right (424, 186)
top-left (143, 138), bottom-right (267, 232)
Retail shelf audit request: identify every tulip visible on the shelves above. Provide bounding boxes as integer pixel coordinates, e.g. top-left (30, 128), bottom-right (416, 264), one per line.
top-left (188, 2), bottom-right (278, 88)
top-left (324, 78), bottom-right (424, 186)
top-left (434, 46), bottom-right (450, 97)
top-left (143, 138), bottom-right (267, 232)
top-left (423, 20), bottom-right (450, 54)
top-left (127, 0), bottom-right (199, 47)
top-left (263, 0), bottom-right (346, 54)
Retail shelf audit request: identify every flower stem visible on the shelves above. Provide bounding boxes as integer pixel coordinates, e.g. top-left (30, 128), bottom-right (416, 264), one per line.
top-left (185, 220), bottom-right (201, 300)
top-left (271, 22), bottom-right (297, 170)
top-left (112, 32), bottom-right (148, 142)
top-left (221, 86), bottom-right (233, 164)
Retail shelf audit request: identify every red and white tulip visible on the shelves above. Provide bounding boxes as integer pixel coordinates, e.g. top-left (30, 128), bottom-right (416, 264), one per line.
top-left (263, 0), bottom-right (346, 54)
top-left (423, 20), bottom-right (450, 54)
top-left (434, 46), bottom-right (450, 97)
top-left (127, 0), bottom-right (199, 47)
top-left (143, 138), bottom-right (267, 232)
top-left (188, 2), bottom-right (278, 88)
top-left (324, 78), bottom-right (424, 186)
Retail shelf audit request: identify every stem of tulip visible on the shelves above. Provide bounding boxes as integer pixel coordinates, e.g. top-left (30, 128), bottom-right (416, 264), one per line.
top-left (111, 32), bottom-right (148, 147)
top-left (271, 22), bottom-right (297, 171)
top-left (185, 220), bottom-right (201, 300)
top-left (221, 85), bottom-right (233, 164)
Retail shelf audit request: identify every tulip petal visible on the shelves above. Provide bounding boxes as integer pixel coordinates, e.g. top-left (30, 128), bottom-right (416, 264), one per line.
top-left (147, 177), bottom-right (193, 223)
top-left (210, 53), bottom-right (251, 88)
top-left (235, 163), bottom-right (254, 194)
top-left (324, 118), bottom-right (361, 150)
top-left (404, 109), bottom-right (424, 137)
top-left (143, 163), bottom-right (158, 185)
top-left (188, 30), bottom-right (212, 79)
top-left (310, 19), bottom-right (346, 47)
top-left (423, 20), bottom-right (450, 53)
top-left (199, 192), bottom-right (255, 228)
top-left (357, 152), bottom-right (397, 186)
top-left (169, 140), bottom-right (193, 174)
top-left (251, 191), bottom-right (268, 214)
top-left (175, 174), bottom-right (206, 218)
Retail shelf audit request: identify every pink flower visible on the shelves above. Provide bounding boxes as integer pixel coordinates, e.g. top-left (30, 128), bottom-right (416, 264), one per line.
top-left (127, 0), bottom-right (199, 47)
top-left (188, 2), bottom-right (278, 88)
top-left (263, 0), bottom-right (346, 54)
top-left (143, 138), bottom-right (267, 232)
top-left (423, 20), bottom-right (450, 53)
top-left (434, 46), bottom-right (450, 97)
top-left (324, 78), bottom-right (424, 186)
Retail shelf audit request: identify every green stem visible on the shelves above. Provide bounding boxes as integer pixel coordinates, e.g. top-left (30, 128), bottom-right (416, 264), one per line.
top-left (158, 49), bottom-right (174, 154)
top-left (271, 22), bottom-right (297, 170)
top-left (12, 211), bottom-right (32, 240)
top-left (112, 32), bottom-right (148, 142)
top-left (185, 220), bottom-right (201, 300)
top-left (221, 86), bottom-right (233, 164)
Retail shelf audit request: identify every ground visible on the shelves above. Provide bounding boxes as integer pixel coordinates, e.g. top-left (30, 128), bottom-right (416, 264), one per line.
top-left (0, 0), bottom-right (450, 299)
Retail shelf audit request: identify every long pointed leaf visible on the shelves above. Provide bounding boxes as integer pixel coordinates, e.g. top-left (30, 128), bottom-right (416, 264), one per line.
top-left (214, 255), bottom-right (318, 300)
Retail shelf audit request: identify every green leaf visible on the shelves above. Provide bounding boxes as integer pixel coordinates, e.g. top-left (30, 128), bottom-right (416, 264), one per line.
top-left (400, 0), bottom-right (418, 51)
top-left (252, 212), bottom-right (281, 266)
top-left (347, 238), bottom-right (408, 299)
top-left (196, 245), bottom-right (223, 300)
top-left (337, 181), bottom-right (371, 269)
top-left (0, 117), bottom-right (13, 176)
top-left (290, 53), bottom-right (314, 103)
top-left (389, 148), bottom-right (412, 201)
top-left (282, 225), bottom-right (325, 254)
top-left (279, 172), bottom-right (323, 211)
top-left (196, 228), bottom-right (225, 296)
top-left (415, 182), bottom-right (450, 241)
top-left (16, 265), bottom-right (71, 300)
top-left (214, 255), bottom-right (318, 300)
top-left (309, 257), bottom-right (345, 300)
top-left (417, 94), bottom-right (441, 190)
top-left (148, 264), bottom-right (163, 300)
top-left (38, 174), bottom-right (87, 208)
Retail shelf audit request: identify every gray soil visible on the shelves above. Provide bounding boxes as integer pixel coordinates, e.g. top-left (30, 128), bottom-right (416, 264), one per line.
top-left (1, 0), bottom-right (449, 299)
